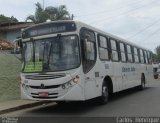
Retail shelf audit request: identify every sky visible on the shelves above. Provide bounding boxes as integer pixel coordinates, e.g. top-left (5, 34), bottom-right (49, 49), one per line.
top-left (0, 0), bottom-right (160, 52)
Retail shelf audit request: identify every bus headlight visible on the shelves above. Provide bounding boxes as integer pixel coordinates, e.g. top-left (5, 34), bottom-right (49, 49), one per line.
top-left (61, 80), bottom-right (72, 89)
top-left (21, 83), bottom-right (30, 90)
top-left (61, 85), bottom-right (66, 89)
top-left (22, 83), bottom-right (25, 88)
top-left (73, 75), bottom-right (80, 83)
top-left (61, 75), bottom-right (80, 90)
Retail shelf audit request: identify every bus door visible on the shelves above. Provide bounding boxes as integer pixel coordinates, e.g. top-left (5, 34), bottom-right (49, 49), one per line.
top-left (80, 29), bottom-right (98, 99)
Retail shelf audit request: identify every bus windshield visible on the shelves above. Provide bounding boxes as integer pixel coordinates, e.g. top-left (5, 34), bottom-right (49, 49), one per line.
top-left (22, 35), bottom-right (80, 72)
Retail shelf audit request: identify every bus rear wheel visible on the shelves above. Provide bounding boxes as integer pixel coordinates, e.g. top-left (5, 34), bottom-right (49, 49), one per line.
top-left (98, 83), bottom-right (109, 105)
top-left (154, 74), bottom-right (158, 79)
top-left (139, 75), bottom-right (145, 90)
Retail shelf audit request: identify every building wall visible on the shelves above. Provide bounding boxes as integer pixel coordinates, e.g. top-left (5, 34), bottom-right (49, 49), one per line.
top-left (6, 30), bottom-right (21, 42)
top-left (0, 32), bottom-right (7, 39)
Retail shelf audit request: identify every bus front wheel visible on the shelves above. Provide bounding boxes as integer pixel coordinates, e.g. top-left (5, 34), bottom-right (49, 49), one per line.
top-left (98, 83), bottom-right (109, 105)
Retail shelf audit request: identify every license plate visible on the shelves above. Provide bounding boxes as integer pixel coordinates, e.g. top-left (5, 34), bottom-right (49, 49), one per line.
top-left (38, 92), bottom-right (49, 97)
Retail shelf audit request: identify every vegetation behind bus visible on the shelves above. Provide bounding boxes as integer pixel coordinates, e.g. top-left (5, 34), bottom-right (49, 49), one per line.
top-left (26, 2), bottom-right (72, 24)
top-left (0, 54), bottom-right (21, 102)
top-left (153, 45), bottom-right (160, 63)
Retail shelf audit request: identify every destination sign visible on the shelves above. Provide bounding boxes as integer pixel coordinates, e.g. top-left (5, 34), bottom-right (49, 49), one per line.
top-left (22, 22), bottom-right (76, 38)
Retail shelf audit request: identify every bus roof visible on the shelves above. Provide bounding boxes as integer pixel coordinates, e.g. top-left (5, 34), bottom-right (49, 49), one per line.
top-left (75, 21), bottom-right (151, 52)
top-left (23, 20), bottom-right (151, 52)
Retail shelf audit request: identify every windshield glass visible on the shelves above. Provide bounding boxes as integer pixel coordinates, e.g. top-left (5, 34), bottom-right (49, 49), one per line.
top-left (22, 35), bottom-right (80, 72)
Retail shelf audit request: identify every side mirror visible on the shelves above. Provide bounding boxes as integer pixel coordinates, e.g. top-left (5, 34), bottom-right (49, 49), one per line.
top-left (17, 39), bottom-right (23, 49)
top-left (13, 38), bottom-right (22, 54)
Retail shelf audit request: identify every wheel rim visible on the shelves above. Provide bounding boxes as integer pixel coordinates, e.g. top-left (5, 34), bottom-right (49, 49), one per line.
top-left (102, 85), bottom-right (108, 100)
top-left (142, 81), bottom-right (145, 88)
top-left (141, 76), bottom-right (145, 88)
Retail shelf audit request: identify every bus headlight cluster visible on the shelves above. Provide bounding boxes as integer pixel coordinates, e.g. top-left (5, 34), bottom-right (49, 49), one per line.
top-left (61, 81), bottom-right (72, 89)
top-left (61, 75), bottom-right (80, 89)
top-left (22, 83), bottom-right (30, 90)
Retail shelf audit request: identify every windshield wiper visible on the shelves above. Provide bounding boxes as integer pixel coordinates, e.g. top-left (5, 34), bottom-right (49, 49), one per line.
top-left (31, 39), bottom-right (36, 69)
top-left (47, 42), bottom-right (53, 69)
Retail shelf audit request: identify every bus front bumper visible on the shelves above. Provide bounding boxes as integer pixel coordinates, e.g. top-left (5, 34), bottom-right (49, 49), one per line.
top-left (21, 83), bottom-right (85, 101)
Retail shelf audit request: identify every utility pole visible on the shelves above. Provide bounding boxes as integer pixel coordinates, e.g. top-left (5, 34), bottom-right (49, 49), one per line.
top-left (43, 0), bottom-right (44, 9)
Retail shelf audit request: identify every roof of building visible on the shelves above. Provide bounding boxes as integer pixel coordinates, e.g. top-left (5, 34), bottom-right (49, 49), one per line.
top-left (0, 22), bottom-right (34, 31)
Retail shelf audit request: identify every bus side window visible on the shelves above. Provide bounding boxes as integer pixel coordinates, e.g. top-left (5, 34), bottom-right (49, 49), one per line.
top-left (126, 44), bottom-right (133, 63)
top-left (137, 48), bottom-right (141, 63)
top-left (143, 51), bottom-right (146, 64)
top-left (98, 35), bottom-right (109, 60)
top-left (140, 49), bottom-right (144, 64)
top-left (144, 51), bottom-right (148, 64)
top-left (110, 39), bottom-right (119, 61)
top-left (148, 51), bottom-right (152, 64)
top-left (131, 46), bottom-right (135, 63)
top-left (120, 42), bottom-right (126, 62)
top-left (134, 47), bottom-right (139, 63)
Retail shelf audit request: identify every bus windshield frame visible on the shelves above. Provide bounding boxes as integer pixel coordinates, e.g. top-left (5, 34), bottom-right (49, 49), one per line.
top-left (22, 34), bottom-right (81, 73)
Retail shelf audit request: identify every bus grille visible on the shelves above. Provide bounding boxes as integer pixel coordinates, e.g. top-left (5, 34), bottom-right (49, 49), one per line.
top-left (31, 93), bottom-right (58, 95)
top-left (25, 73), bottom-right (66, 80)
top-left (29, 85), bottom-right (60, 89)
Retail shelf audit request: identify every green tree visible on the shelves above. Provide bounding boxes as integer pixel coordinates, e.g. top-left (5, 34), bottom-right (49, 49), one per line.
top-left (152, 53), bottom-right (158, 63)
top-left (45, 5), bottom-right (71, 20)
top-left (156, 46), bottom-right (160, 62)
top-left (0, 15), bottom-right (18, 24)
top-left (26, 2), bottom-right (49, 23)
top-left (153, 45), bottom-right (160, 63)
top-left (26, 2), bottom-right (71, 24)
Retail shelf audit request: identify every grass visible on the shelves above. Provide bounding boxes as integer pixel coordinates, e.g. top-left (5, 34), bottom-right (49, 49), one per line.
top-left (0, 54), bottom-right (21, 102)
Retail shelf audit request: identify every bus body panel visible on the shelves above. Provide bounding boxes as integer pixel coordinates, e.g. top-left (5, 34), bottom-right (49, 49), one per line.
top-left (20, 67), bottom-right (86, 101)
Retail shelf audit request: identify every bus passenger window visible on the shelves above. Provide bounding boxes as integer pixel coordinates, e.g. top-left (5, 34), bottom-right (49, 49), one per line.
top-left (140, 49), bottom-right (144, 63)
top-left (120, 42), bottom-right (126, 62)
top-left (134, 47), bottom-right (139, 63)
top-left (98, 35), bottom-right (109, 60)
top-left (110, 39), bottom-right (119, 61)
top-left (148, 51), bottom-right (152, 64)
top-left (144, 51), bottom-right (148, 64)
top-left (127, 45), bottom-right (133, 62)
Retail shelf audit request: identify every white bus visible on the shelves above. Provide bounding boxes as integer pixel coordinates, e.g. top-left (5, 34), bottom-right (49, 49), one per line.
top-left (20, 20), bottom-right (153, 104)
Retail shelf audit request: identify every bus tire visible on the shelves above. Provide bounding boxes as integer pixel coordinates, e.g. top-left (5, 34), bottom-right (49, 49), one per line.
top-left (98, 83), bottom-right (109, 105)
top-left (139, 74), bottom-right (145, 90)
top-left (154, 74), bottom-right (158, 79)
